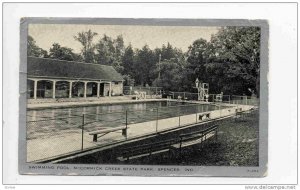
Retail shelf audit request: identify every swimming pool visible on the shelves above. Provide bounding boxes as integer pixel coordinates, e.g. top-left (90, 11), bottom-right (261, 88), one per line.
top-left (26, 100), bottom-right (226, 140)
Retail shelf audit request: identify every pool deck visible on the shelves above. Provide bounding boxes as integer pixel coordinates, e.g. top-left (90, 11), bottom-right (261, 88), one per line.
top-left (27, 96), bottom-right (172, 110)
top-left (27, 103), bottom-right (255, 162)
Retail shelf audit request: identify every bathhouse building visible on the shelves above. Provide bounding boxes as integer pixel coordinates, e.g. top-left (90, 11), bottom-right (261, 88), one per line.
top-left (27, 56), bottom-right (124, 99)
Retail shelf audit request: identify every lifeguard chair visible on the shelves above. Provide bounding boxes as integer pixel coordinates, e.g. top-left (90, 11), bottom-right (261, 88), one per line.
top-left (195, 78), bottom-right (209, 102)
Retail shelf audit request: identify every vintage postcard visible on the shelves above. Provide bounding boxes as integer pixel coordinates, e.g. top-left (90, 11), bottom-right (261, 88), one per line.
top-left (19, 18), bottom-right (268, 176)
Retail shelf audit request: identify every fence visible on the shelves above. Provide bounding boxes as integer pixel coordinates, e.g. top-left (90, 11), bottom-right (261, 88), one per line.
top-left (27, 102), bottom-right (244, 162)
top-left (169, 91), bottom-right (259, 106)
top-left (230, 95), bottom-right (259, 106)
top-left (123, 86), bottom-right (164, 96)
top-left (169, 92), bottom-right (199, 101)
top-left (123, 88), bottom-right (259, 107)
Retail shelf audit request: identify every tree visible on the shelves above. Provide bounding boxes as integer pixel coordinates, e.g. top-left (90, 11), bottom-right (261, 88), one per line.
top-left (95, 34), bottom-right (125, 73)
top-left (114, 35), bottom-right (125, 58)
top-left (27, 35), bottom-right (48, 57)
top-left (95, 34), bottom-right (115, 65)
top-left (122, 44), bottom-right (135, 76)
top-left (186, 38), bottom-right (210, 88)
top-left (74, 29), bottom-right (98, 63)
top-left (133, 45), bottom-right (156, 86)
top-left (122, 74), bottom-right (135, 86)
top-left (211, 26), bottom-right (260, 96)
top-left (161, 43), bottom-right (176, 60)
top-left (112, 35), bottom-right (125, 73)
top-left (152, 59), bottom-right (186, 91)
top-left (185, 27), bottom-right (260, 97)
top-left (149, 43), bottom-right (189, 90)
top-left (49, 43), bottom-right (82, 61)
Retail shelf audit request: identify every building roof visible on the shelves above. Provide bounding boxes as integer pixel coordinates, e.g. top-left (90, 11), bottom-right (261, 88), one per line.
top-left (27, 56), bottom-right (124, 81)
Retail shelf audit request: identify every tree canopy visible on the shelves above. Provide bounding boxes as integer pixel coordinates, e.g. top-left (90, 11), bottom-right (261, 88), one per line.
top-left (49, 43), bottom-right (82, 61)
top-left (27, 26), bottom-right (261, 97)
top-left (27, 35), bottom-right (48, 58)
top-left (74, 29), bottom-right (98, 63)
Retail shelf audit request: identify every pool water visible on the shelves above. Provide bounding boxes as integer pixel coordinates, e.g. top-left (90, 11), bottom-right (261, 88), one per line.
top-left (26, 101), bottom-right (226, 139)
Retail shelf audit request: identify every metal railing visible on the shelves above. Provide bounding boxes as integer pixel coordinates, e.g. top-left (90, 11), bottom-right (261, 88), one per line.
top-left (26, 98), bottom-right (258, 162)
top-left (230, 95), bottom-right (259, 106)
top-left (168, 92), bottom-right (259, 106)
top-left (123, 86), bottom-right (164, 96)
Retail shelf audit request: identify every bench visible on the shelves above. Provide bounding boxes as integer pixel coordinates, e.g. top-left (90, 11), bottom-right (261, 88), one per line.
top-left (117, 138), bottom-right (177, 161)
top-left (117, 125), bottom-right (218, 162)
top-left (198, 112), bottom-right (211, 121)
top-left (171, 125), bottom-right (218, 155)
top-left (89, 126), bottom-right (129, 142)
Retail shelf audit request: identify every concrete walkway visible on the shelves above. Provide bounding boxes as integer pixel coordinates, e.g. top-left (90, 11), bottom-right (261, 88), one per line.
top-left (27, 96), bottom-right (165, 110)
top-left (27, 104), bottom-right (254, 162)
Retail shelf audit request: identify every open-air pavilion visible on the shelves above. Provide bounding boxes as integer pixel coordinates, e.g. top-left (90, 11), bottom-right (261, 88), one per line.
top-left (27, 56), bottom-right (124, 100)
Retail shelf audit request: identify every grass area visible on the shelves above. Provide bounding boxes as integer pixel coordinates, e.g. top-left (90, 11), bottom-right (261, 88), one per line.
top-left (60, 109), bottom-right (259, 166)
top-left (183, 111), bottom-right (259, 166)
top-left (129, 110), bottom-right (259, 166)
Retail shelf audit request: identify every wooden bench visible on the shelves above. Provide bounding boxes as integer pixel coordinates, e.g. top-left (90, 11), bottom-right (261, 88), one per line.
top-left (89, 126), bottom-right (129, 142)
top-left (198, 112), bottom-right (211, 121)
top-left (117, 138), bottom-right (177, 161)
top-left (171, 125), bottom-right (218, 154)
top-left (117, 125), bottom-right (218, 162)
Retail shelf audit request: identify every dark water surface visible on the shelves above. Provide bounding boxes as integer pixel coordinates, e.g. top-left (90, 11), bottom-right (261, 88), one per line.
top-left (27, 101), bottom-right (226, 139)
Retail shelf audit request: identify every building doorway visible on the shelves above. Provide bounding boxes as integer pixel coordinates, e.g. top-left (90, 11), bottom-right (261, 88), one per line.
top-left (100, 83), bottom-right (105, 96)
top-left (56, 81), bottom-right (69, 98)
top-left (87, 82), bottom-right (98, 97)
top-left (37, 80), bottom-right (53, 98)
top-left (72, 82), bottom-right (84, 97)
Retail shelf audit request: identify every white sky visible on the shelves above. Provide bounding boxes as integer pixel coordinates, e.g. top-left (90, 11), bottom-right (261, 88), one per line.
top-left (28, 24), bottom-right (220, 53)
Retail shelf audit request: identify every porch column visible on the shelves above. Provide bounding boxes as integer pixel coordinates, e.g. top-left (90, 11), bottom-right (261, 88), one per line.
top-left (109, 82), bottom-right (112, 97)
top-left (97, 82), bottom-right (100, 98)
top-left (33, 80), bottom-right (38, 99)
top-left (84, 81), bottom-right (87, 98)
top-left (69, 81), bottom-right (73, 98)
top-left (52, 80), bottom-right (56, 99)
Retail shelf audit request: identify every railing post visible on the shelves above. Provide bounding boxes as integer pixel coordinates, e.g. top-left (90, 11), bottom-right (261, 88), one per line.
top-left (179, 137), bottom-right (183, 157)
top-left (81, 114), bottom-right (85, 151)
top-left (156, 107), bottom-right (159, 133)
top-left (125, 110), bottom-right (128, 140)
top-left (178, 108), bottom-right (181, 127)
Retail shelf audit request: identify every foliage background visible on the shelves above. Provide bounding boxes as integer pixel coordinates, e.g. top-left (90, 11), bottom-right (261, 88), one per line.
top-left (28, 26), bottom-right (260, 97)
